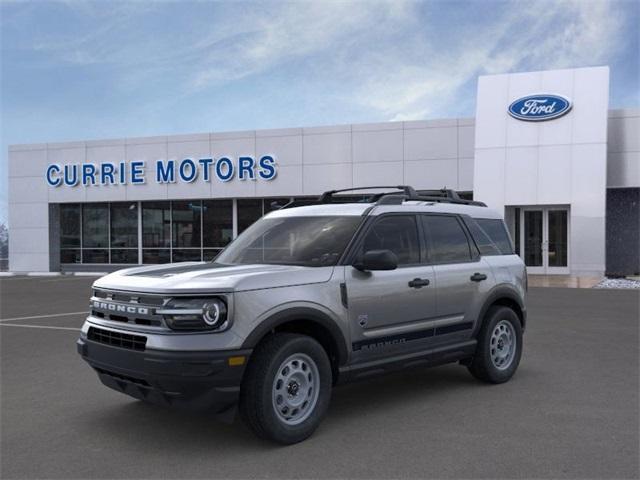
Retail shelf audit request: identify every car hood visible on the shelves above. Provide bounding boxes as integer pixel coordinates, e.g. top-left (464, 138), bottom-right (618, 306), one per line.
top-left (93, 262), bottom-right (335, 294)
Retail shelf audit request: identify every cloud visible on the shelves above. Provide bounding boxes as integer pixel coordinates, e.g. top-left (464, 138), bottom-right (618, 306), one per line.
top-left (189, 1), bottom-right (414, 90)
top-left (2, 0), bottom-right (632, 121)
top-left (350, 0), bottom-right (626, 121)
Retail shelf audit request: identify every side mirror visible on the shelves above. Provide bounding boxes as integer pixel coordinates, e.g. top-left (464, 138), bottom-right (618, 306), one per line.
top-left (353, 249), bottom-right (398, 271)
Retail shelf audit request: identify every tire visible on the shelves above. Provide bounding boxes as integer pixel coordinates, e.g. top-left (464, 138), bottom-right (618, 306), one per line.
top-left (468, 306), bottom-right (523, 384)
top-left (239, 333), bottom-right (332, 444)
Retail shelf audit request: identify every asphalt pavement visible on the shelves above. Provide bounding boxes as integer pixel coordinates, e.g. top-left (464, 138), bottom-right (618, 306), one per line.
top-left (1, 276), bottom-right (638, 479)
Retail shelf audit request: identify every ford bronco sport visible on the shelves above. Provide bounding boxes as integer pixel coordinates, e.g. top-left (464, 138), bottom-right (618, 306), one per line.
top-left (77, 186), bottom-right (527, 444)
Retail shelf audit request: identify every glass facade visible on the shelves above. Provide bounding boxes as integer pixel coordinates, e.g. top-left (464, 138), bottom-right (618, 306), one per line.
top-left (59, 197), bottom-right (298, 265)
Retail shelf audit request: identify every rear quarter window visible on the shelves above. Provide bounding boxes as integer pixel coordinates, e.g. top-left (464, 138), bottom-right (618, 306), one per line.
top-left (471, 218), bottom-right (514, 255)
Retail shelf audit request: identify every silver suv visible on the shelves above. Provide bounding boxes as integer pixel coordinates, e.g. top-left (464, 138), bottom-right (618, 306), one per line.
top-left (77, 186), bottom-right (527, 444)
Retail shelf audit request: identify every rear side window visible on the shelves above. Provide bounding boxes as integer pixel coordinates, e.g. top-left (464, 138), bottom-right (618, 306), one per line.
top-left (361, 215), bottom-right (420, 265)
top-left (476, 218), bottom-right (514, 255)
top-left (421, 215), bottom-right (472, 264)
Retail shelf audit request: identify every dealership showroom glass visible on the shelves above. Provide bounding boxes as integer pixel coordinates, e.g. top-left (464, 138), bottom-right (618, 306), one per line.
top-left (7, 66), bottom-right (639, 277)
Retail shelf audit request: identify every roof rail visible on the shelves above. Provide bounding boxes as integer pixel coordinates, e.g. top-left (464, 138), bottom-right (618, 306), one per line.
top-left (280, 185), bottom-right (486, 209)
top-left (319, 185), bottom-right (417, 203)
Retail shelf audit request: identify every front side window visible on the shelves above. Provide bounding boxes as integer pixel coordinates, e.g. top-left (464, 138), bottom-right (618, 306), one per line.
top-left (216, 216), bottom-right (361, 267)
top-left (422, 215), bottom-right (472, 264)
top-left (360, 215), bottom-right (420, 265)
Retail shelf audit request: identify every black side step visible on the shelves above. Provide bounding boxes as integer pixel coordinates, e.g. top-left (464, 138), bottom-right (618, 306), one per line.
top-left (337, 340), bottom-right (477, 384)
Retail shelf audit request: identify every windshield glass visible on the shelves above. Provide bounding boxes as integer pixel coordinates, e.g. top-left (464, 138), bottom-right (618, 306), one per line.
top-left (215, 216), bottom-right (362, 267)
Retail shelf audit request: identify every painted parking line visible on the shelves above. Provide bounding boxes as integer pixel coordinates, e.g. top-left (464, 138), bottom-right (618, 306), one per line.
top-left (0, 323), bottom-right (80, 331)
top-left (0, 311), bottom-right (87, 323)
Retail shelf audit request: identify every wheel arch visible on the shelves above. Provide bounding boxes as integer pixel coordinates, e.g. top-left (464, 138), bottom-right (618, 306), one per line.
top-left (476, 285), bottom-right (526, 333)
top-left (241, 307), bottom-right (349, 381)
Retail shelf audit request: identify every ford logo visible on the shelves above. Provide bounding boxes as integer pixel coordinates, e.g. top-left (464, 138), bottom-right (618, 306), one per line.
top-left (508, 94), bottom-right (572, 121)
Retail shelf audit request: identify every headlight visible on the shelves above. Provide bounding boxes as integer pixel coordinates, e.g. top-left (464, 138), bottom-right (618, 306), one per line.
top-left (158, 297), bottom-right (229, 331)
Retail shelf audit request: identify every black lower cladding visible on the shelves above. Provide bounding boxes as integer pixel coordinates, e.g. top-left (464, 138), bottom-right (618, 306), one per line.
top-left (77, 336), bottom-right (252, 412)
top-left (352, 321), bottom-right (473, 351)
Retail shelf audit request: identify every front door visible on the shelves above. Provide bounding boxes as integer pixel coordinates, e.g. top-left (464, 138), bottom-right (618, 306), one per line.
top-left (345, 214), bottom-right (437, 362)
top-left (519, 207), bottom-right (569, 274)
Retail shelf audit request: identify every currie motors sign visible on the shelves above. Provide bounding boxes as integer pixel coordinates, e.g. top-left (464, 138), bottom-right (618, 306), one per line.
top-left (45, 155), bottom-right (277, 187)
top-left (508, 94), bottom-right (572, 121)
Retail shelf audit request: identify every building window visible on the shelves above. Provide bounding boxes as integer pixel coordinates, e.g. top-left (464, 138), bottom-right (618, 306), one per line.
top-left (237, 199), bottom-right (264, 234)
top-left (264, 197), bottom-right (290, 213)
top-left (59, 197), bottom-right (299, 266)
top-left (110, 202), bottom-right (138, 264)
top-left (172, 201), bottom-right (202, 262)
top-left (60, 204), bottom-right (81, 263)
top-left (82, 204), bottom-right (109, 263)
top-left (203, 199), bottom-right (233, 261)
top-left (142, 201), bottom-right (170, 264)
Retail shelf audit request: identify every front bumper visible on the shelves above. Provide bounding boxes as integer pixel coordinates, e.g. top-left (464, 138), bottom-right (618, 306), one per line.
top-left (77, 336), bottom-right (252, 413)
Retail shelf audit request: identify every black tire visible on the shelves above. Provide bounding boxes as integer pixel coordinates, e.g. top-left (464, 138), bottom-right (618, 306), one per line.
top-left (468, 306), bottom-right (523, 384)
top-left (239, 333), bottom-right (332, 444)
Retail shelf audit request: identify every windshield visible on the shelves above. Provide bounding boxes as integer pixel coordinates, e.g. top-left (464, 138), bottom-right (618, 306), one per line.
top-left (215, 216), bottom-right (362, 267)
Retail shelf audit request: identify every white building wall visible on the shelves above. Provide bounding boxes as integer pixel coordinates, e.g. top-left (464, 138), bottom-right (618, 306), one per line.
top-left (8, 144), bottom-right (50, 272)
top-left (607, 108), bottom-right (640, 188)
top-left (473, 66), bottom-right (610, 276)
top-left (8, 119), bottom-right (474, 272)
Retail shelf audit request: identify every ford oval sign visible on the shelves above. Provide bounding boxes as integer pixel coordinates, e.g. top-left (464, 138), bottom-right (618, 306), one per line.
top-left (508, 94), bottom-right (572, 121)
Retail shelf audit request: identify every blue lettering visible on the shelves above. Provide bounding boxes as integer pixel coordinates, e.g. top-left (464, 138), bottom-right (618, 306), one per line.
top-left (46, 164), bottom-right (61, 187)
top-left (198, 158), bottom-right (213, 182)
top-left (101, 163), bottom-right (115, 185)
top-left (215, 157), bottom-right (234, 182)
top-left (238, 156), bottom-right (255, 180)
top-left (156, 160), bottom-right (175, 183)
top-left (258, 155), bottom-right (277, 180)
top-left (179, 158), bottom-right (197, 182)
top-left (64, 164), bottom-right (78, 186)
top-left (82, 164), bottom-right (97, 186)
top-left (130, 161), bottom-right (145, 184)
top-left (119, 161), bottom-right (127, 184)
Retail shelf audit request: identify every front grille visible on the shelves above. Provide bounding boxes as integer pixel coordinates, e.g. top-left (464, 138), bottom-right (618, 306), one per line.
top-left (90, 288), bottom-right (167, 329)
top-left (93, 288), bottom-right (165, 306)
top-left (87, 326), bottom-right (147, 351)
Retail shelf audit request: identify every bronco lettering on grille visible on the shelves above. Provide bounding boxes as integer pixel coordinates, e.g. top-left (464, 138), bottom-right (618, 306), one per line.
top-left (92, 300), bottom-right (149, 315)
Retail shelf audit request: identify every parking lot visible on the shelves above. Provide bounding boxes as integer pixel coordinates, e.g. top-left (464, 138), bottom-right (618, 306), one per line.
top-left (1, 276), bottom-right (638, 479)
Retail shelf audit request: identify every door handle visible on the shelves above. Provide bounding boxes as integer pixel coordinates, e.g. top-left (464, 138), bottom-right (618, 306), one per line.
top-left (470, 272), bottom-right (487, 282)
top-left (408, 278), bottom-right (430, 288)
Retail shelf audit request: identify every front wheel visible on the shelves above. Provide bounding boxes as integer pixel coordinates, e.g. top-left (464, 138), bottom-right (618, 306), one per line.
top-left (468, 306), bottom-right (523, 384)
top-left (239, 333), bottom-right (332, 444)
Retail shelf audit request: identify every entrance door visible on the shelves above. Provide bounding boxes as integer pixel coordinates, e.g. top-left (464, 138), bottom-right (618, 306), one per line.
top-left (519, 207), bottom-right (569, 274)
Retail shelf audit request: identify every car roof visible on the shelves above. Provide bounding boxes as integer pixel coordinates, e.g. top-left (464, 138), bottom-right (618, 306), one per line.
top-left (266, 201), bottom-right (503, 220)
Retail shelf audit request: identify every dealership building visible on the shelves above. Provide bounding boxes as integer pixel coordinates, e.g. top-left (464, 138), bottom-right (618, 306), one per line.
top-left (7, 66), bottom-right (640, 276)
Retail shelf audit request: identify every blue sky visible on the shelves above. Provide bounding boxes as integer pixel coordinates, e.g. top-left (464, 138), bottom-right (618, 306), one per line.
top-left (1, 0), bottom-right (638, 225)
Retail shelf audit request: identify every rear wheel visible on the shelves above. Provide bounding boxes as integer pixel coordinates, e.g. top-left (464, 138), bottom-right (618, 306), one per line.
top-left (468, 306), bottom-right (522, 384)
top-left (239, 333), bottom-right (332, 444)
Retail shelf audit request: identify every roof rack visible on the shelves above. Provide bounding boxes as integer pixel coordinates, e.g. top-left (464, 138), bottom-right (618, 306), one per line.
top-left (280, 185), bottom-right (486, 209)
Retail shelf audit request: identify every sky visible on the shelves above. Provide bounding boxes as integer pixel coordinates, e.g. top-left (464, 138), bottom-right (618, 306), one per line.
top-left (1, 0), bottom-right (638, 226)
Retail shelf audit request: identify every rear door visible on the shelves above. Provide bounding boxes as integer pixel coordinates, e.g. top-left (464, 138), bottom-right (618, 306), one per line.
top-left (345, 214), bottom-right (437, 362)
top-left (421, 214), bottom-right (493, 342)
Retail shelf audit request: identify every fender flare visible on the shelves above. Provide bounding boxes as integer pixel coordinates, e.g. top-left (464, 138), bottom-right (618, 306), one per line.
top-left (475, 284), bottom-right (527, 334)
top-left (241, 307), bottom-right (349, 365)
